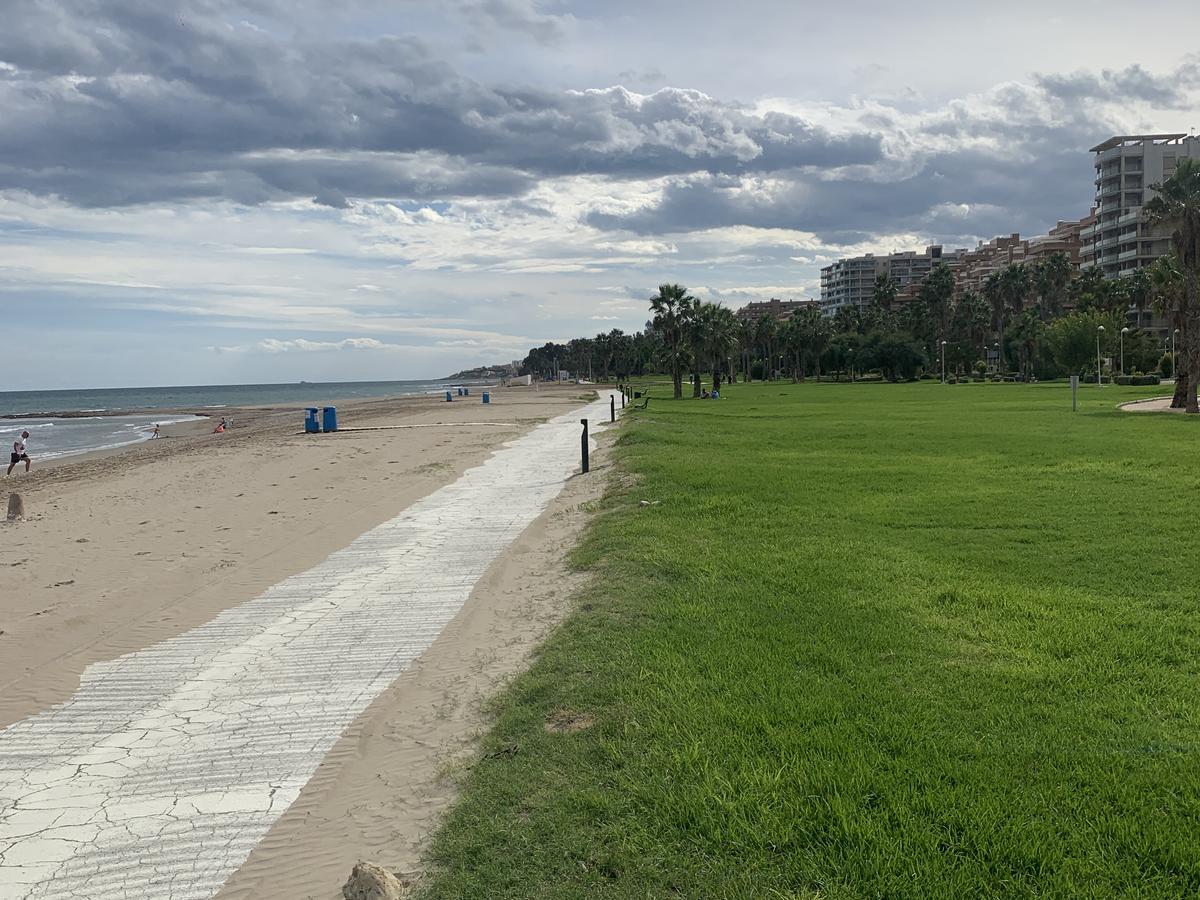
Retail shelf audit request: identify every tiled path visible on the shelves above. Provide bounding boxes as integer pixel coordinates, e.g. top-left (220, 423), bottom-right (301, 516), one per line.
top-left (0, 393), bottom-right (617, 899)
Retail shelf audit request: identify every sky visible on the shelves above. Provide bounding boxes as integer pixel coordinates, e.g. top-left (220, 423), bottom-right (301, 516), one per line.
top-left (3, 0), bottom-right (1199, 389)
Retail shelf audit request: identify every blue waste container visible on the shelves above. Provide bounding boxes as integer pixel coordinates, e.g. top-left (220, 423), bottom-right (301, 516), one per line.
top-left (304, 407), bottom-right (320, 433)
top-left (482, 391), bottom-right (490, 404)
top-left (322, 406), bottom-right (338, 432)
top-left (446, 391), bottom-right (453, 402)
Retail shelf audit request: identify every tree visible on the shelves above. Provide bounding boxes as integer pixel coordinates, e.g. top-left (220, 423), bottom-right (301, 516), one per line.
top-left (1009, 308), bottom-right (1044, 381)
top-left (755, 315), bottom-right (780, 380)
top-left (703, 304), bottom-right (738, 391)
top-left (872, 274), bottom-right (898, 312)
top-left (1146, 158), bottom-right (1200, 413)
top-left (983, 272), bottom-right (1005, 370)
top-left (858, 330), bottom-right (926, 382)
top-left (1069, 266), bottom-right (1109, 312)
top-left (947, 289), bottom-right (991, 374)
top-left (832, 304), bottom-right (863, 337)
top-left (999, 264), bottom-right (1032, 368)
top-left (737, 318), bottom-right (756, 382)
top-left (918, 262), bottom-right (956, 342)
top-left (1045, 311), bottom-right (1118, 377)
top-left (1149, 253), bottom-right (1189, 407)
top-left (649, 283), bottom-right (697, 399)
top-left (1033, 252), bottom-right (1072, 321)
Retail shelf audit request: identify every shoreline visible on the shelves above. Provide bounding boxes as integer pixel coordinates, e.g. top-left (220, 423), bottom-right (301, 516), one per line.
top-left (6, 385), bottom-right (492, 473)
top-left (0, 380), bottom-right (503, 421)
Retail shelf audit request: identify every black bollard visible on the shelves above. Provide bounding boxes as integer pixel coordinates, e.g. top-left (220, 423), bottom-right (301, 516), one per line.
top-left (610, 395), bottom-right (616, 422)
top-left (580, 418), bottom-right (590, 473)
top-left (621, 390), bottom-right (626, 409)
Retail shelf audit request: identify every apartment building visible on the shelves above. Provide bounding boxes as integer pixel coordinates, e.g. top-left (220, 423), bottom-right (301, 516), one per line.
top-left (734, 297), bottom-right (820, 323)
top-left (820, 245), bottom-right (961, 314)
top-left (1025, 213), bottom-right (1091, 270)
top-left (951, 234), bottom-right (1029, 298)
top-left (1082, 134), bottom-right (1199, 278)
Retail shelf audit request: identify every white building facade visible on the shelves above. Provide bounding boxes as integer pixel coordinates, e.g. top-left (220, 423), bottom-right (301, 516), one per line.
top-left (819, 245), bottom-right (962, 315)
top-left (1082, 134), bottom-right (1199, 278)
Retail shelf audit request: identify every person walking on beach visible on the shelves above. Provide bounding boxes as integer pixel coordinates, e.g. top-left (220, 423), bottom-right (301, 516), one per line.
top-left (151, 424), bottom-right (160, 439)
top-left (7, 430), bottom-right (31, 476)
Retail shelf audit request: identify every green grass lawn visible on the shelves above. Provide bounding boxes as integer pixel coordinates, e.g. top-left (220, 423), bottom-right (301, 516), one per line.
top-left (419, 382), bottom-right (1200, 899)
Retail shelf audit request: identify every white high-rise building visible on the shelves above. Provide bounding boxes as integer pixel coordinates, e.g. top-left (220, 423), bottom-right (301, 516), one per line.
top-left (1082, 134), bottom-right (1200, 278)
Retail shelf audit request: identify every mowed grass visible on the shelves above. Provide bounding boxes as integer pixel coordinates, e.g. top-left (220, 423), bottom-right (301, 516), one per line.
top-left (420, 382), bottom-right (1200, 899)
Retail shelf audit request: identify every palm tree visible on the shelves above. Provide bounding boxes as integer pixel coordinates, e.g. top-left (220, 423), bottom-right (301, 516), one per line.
top-left (649, 283), bottom-right (697, 399)
top-left (872, 274), bottom-right (899, 312)
top-left (1033, 252), bottom-right (1072, 321)
top-left (1146, 158), bottom-right (1200, 413)
top-left (686, 304), bottom-right (709, 397)
top-left (795, 305), bottom-right (832, 380)
top-left (1009, 308), bottom-right (1044, 381)
top-left (703, 304), bottom-right (738, 391)
top-left (1149, 253), bottom-right (1189, 408)
top-left (983, 272), bottom-right (1005, 370)
top-left (755, 315), bottom-right (779, 381)
top-left (1125, 267), bottom-right (1153, 329)
top-left (918, 262), bottom-right (956, 342)
top-left (832, 304), bottom-right (862, 337)
top-left (737, 318), bottom-right (756, 383)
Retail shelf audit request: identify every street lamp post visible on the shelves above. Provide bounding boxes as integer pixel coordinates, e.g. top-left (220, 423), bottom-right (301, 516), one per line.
top-left (940, 340), bottom-right (947, 384)
top-left (993, 342), bottom-right (1000, 375)
top-left (1121, 326), bottom-right (1129, 375)
top-left (1173, 328), bottom-right (1180, 376)
top-left (1097, 325), bottom-right (1105, 386)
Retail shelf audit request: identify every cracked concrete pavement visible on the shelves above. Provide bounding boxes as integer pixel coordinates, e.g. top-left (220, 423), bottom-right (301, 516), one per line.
top-left (0, 392), bottom-right (618, 899)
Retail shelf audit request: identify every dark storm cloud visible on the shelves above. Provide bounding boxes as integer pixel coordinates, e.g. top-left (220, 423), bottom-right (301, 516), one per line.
top-left (0, 0), bottom-right (878, 206)
top-left (587, 142), bottom-right (1092, 246)
top-left (1035, 63), bottom-right (1195, 107)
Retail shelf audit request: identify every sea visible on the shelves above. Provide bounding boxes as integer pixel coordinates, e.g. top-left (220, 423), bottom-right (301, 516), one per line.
top-left (0, 379), bottom-right (461, 461)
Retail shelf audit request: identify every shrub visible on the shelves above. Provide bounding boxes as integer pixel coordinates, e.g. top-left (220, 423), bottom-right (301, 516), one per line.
top-left (1160, 353), bottom-right (1174, 379)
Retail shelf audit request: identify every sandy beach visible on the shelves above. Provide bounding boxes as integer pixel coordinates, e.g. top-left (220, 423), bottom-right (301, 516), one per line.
top-left (0, 383), bottom-right (616, 897)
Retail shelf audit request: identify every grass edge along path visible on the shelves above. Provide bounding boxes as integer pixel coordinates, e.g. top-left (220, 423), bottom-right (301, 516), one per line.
top-left (418, 382), bottom-right (1200, 899)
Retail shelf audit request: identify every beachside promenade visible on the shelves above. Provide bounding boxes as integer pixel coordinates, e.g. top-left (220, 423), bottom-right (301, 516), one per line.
top-left (0, 392), bottom-right (618, 899)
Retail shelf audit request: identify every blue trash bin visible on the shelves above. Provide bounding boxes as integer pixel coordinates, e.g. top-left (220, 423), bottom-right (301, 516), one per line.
top-left (322, 406), bottom-right (338, 432)
top-left (304, 407), bottom-right (320, 433)
top-left (482, 391), bottom-right (490, 404)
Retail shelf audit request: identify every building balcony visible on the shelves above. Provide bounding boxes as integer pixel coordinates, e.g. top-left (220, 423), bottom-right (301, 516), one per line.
top-left (1117, 208), bottom-right (1142, 226)
top-left (1118, 248), bottom-right (1139, 262)
top-left (1079, 223), bottom-right (1098, 239)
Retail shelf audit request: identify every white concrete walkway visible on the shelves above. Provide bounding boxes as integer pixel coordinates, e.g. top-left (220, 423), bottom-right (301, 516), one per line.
top-left (0, 392), bottom-right (618, 899)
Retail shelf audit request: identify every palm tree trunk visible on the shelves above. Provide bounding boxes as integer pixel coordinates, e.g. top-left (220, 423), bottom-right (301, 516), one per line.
top-left (692, 368), bottom-right (702, 398)
top-left (672, 369), bottom-right (683, 400)
top-left (1171, 370), bottom-right (1189, 408)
